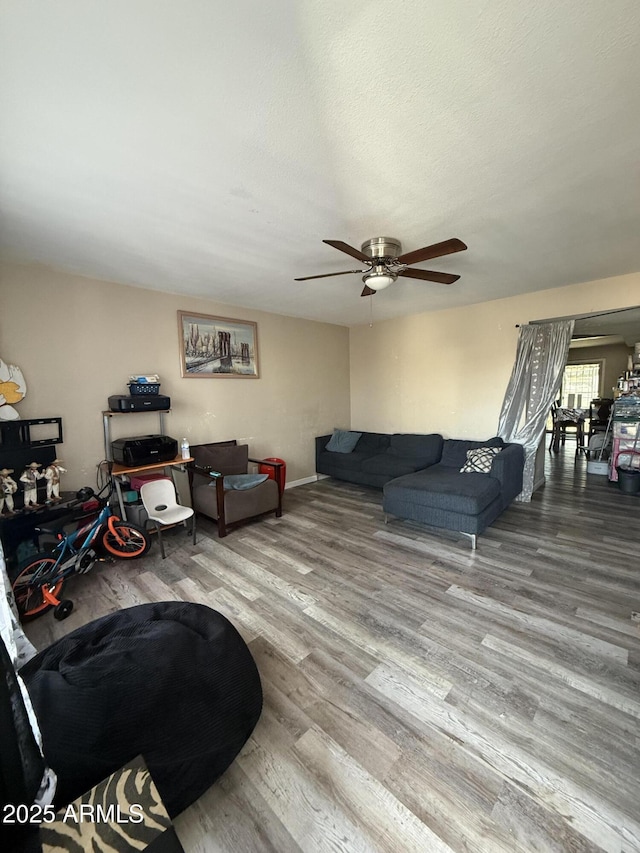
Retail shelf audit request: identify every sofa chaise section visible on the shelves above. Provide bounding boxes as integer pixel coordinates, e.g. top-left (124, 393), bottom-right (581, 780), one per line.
top-left (382, 439), bottom-right (524, 549)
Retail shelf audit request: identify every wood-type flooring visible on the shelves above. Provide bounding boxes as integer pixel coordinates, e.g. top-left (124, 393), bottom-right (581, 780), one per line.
top-left (25, 453), bottom-right (640, 852)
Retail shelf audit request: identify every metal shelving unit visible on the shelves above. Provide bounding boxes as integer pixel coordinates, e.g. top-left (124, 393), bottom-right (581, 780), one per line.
top-left (102, 410), bottom-right (169, 462)
top-left (608, 396), bottom-right (640, 481)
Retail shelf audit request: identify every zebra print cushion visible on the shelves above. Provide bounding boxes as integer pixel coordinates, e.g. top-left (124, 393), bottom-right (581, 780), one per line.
top-left (40, 757), bottom-right (181, 852)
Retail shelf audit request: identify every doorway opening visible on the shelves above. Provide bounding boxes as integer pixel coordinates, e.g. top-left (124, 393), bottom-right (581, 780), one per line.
top-left (530, 305), bottom-right (640, 489)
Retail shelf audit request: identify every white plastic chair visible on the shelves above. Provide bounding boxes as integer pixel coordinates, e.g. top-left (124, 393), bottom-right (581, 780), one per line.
top-left (140, 478), bottom-right (196, 559)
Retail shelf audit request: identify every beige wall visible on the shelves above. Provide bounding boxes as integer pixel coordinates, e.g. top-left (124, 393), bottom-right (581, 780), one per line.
top-left (3, 261), bottom-right (638, 496)
top-left (0, 262), bottom-right (350, 490)
top-left (349, 272), bottom-right (640, 440)
top-left (567, 342), bottom-right (632, 400)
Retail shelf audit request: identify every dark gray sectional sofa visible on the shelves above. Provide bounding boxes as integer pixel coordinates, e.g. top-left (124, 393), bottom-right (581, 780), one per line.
top-left (315, 431), bottom-right (524, 548)
top-left (315, 431), bottom-right (444, 489)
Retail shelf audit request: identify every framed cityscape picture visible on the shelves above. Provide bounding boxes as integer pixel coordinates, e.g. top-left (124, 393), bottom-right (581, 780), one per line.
top-left (178, 311), bottom-right (259, 378)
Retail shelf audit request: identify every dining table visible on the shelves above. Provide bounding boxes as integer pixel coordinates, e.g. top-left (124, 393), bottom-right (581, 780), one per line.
top-left (551, 406), bottom-right (589, 453)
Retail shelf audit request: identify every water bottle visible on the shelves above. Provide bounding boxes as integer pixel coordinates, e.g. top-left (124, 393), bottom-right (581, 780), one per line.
top-left (180, 437), bottom-right (190, 460)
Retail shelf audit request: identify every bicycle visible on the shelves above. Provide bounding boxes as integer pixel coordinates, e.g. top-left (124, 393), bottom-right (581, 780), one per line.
top-left (10, 483), bottom-right (151, 621)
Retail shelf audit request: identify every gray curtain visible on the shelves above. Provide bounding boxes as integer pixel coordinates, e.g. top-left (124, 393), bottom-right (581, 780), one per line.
top-left (497, 320), bottom-right (574, 501)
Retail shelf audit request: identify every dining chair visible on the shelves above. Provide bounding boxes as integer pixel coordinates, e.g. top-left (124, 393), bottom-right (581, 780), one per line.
top-left (588, 398), bottom-right (613, 442)
top-left (549, 402), bottom-right (586, 455)
top-left (140, 479), bottom-right (196, 559)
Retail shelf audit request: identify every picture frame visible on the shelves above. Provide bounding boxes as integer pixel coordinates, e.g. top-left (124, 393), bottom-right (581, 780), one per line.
top-left (178, 311), bottom-right (259, 378)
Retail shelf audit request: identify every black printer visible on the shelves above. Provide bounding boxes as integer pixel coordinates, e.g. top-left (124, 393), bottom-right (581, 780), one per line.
top-left (111, 435), bottom-right (178, 467)
top-left (108, 394), bottom-right (171, 412)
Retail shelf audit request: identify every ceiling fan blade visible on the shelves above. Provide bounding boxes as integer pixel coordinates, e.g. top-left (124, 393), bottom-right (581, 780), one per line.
top-left (360, 285), bottom-right (376, 297)
top-left (323, 240), bottom-right (370, 262)
top-left (294, 269), bottom-right (363, 281)
top-left (398, 268), bottom-right (460, 285)
top-left (396, 238), bottom-right (467, 266)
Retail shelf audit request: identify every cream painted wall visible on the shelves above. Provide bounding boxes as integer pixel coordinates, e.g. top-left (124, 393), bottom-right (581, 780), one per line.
top-left (0, 262), bottom-right (350, 490)
top-left (349, 272), bottom-right (640, 440)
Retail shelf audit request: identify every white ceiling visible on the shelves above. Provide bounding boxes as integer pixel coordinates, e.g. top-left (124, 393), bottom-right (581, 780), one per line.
top-left (1, 0), bottom-right (640, 326)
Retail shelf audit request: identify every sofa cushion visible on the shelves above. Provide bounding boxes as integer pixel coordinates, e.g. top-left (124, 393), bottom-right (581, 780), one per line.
top-left (193, 444), bottom-right (248, 476)
top-left (223, 474), bottom-right (269, 490)
top-left (440, 436), bottom-right (504, 470)
top-left (353, 432), bottom-right (391, 453)
top-left (384, 467), bottom-right (501, 515)
top-left (460, 446), bottom-right (502, 473)
top-left (317, 450), bottom-right (374, 471)
top-left (389, 433), bottom-right (443, 465)
top-left (361, 454), bottom-right (427, 478)
top-left (326, 429), bottom-right (362, 453)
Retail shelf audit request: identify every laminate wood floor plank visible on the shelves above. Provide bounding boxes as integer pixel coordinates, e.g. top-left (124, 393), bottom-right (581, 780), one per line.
top-left (250, 594), bottom-right (382, 677)
top-left (530, 703), bottom-right (640, 790)
top-left (467, 637), bottom-right (640, 770)
top-left (574, 605), bottom-right (640, 638)
top-left (294, 725), bottom-right (459, 853)
top-left (328, 587), bottom-right (547, 714)
top-left (23, 453), bottom-right (640, 852)
top-left (173, 763), bottom-right (303, 853)
top-left (190, 551), bottom-right (264, 601)
top-left (489, 780), bottom-right (607, 853)
top-left (196, 537), bottom-right (317, 608)
top-left (236, 709), bottom-right (382, 852)
top-left (441, 655), bottom-right (640, 818)
top-left (445, 583), bottom-right (631, 662)
top-left (296, 646), bottom-right (521, 825)
top-left (385, 759), bottom-right (537, 853)
top-left (369, 658), bottom-right (635, 852)
top-left (481, 633), bottom-right (640, 720)
top-left (95, 563), bottom-right (149, 610)
top-left (442, 563), bottom-right (640, 649)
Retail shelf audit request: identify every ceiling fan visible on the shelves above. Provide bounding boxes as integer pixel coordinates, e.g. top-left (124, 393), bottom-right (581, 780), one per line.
top-left (295, 236), bottom-right (467, 296)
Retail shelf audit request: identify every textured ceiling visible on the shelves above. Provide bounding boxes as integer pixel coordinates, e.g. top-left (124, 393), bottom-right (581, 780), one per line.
top-left (1, 0), bottom-right (640, 326)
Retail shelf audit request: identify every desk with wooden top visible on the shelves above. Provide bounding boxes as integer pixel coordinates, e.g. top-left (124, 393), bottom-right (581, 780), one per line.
top-left (111, 456), bottom-right (193, 520)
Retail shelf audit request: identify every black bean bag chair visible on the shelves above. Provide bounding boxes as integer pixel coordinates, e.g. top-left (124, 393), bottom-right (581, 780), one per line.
top-left (19, 602), bottom-right (262, 818)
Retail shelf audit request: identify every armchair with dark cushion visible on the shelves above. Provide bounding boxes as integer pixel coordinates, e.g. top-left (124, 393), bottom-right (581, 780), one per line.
top-left (188, 441), bottom-right (282, 537)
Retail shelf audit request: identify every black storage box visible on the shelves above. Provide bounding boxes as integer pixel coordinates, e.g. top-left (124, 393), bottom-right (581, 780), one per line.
top-left (109, 394), bottom-right (171, 412)
top-left (112, 435), bottom-right (178, 467)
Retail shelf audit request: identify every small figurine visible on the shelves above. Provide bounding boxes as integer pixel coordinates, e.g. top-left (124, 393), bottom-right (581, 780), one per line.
top-left (20, 462), bottom-right (44, 509)
top-left (0, 467), bottom-right (18, 515)
top-left (44, 458), bottom-right (67, 503)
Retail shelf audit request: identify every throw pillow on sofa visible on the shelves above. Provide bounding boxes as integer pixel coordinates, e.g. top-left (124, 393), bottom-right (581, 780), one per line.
top-left (442, 436), bottom-right (503, 469)
top-left (460, 446), bottom-right (502, 473)
top-left (326, 429), bottom-right (362, 453)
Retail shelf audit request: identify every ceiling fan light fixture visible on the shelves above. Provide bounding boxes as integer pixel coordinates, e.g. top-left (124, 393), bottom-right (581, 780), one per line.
top-left (362, 267), bottom-right (397, 291)
top-left (296, 236), bottom-right (466, 294)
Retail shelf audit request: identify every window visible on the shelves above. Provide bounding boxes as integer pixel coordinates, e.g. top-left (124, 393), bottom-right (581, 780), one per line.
top-left (560, 362), bottom-right (602, 408)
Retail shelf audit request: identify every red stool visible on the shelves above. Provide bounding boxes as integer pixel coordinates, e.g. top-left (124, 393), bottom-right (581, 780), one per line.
top-left (258, 458), bottom-right (286, 493)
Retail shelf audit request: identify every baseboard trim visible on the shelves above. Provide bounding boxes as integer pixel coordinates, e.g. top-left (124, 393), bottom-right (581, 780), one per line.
top-left (285, 475), bottom-right (320, 490)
